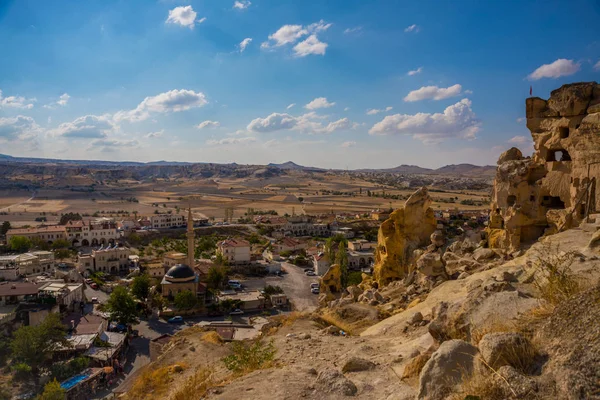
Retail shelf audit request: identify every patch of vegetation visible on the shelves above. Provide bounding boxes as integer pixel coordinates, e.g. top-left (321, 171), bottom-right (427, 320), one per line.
top-left (106, 286), bottom-right (139, 325)
top-left (533, 244), bottom-right (581, 306)
top-left (222, 340), bottom-right (276, 374)
top-left (39, 378), bottom-right (67, 400)
top-left (174, 290), bottom-right (198, 310)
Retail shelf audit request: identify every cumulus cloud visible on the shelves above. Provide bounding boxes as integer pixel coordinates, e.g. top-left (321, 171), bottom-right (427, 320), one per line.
top-left (261, 20), bottom-right (331, 57)
top-left (114, 89), bottom-right (208, 122)
top-left (166, 6), bottom-right (204, 28)
top-left (206, 136), bottom-right (256, 145)
top-left (407, 67), bottom-right (423, 76)
top-left (233, 0), bottom-right (251, 10)
top-left (343, 26), bottom-right (362, 35)
top-left (0, 90), bottom-right (35, 109)
top-left (404, 24), bottom-right (420, 33)
top-left (368, 98), bottom-right (480, 144)
top-left (43, 93), bottom-right (70, 109)
top-left (366, 106), bottom-right (393, 115)
top-left (341, 141), bottom-right (356, 148)
top-left (286, 103), bottom-right (296, 109)
top-left (87, 138), bottom-right (139, 152)
top-left (528, 59), bottom-right (580, 80)
top-left (305, 97), bottom-right (335, 110)
top-left (239, 38), bottom-right (252, 52)
top-left (197, 120), bottom-right (220, 129)
top-left (0, 115), bottom-right (41, 141)
top-left (49, 114), bottom-right (115, 139)
top-left (508, 135), bottom-right (529, 144)
top-left (247, 112), bottom-right (351, 135)
top-left (146, 130), bottom-right (164, 138)
top-left (404, 84), bottom-right (462, 102)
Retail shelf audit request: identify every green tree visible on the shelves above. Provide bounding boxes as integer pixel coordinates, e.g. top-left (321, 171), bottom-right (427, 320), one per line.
top-left (214, 252), bottom-right (229, 267)
top-left (51, 239), bottom-right (71, 250)
top-left (30, 237), bottom-right (50, 251)
top-left (9, 236), bottom-right (32, 253)
top-left (150, 291), bottom-right (165, 311)
top-left (10, 313), bottom-right (69, 372)
top-left (206, 265), bottom-right (228, 290)
top-left (107, 286), bottom-right (139, 325)
top-left (131, 274), bottom-right (150, 300)
top-left (39, 379), bottom-right (66, 400)
top-left (174, 290), bottom-right (198, 310)
top-left (335, 243), bottom-right (349, 288)
top-left (0, 221), bottom-right (11, 235)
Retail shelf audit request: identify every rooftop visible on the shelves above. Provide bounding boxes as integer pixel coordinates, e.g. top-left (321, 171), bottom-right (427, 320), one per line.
top-left (8, 226), bottom-right (66, 235)
top-left (218, 290), bottom-right (264, 302)
top-left (0, 281), bottom-right (42, 296)
top-left (218, 238), bottom-right (250, 248)
top-left (62, 313), bottom-right (105, 335)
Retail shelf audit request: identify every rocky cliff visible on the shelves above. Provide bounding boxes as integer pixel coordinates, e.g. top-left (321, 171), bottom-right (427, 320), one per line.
top-left (488, 82), bottom-right (600, 251)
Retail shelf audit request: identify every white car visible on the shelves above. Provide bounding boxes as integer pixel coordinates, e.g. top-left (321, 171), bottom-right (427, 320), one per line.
top-left (310, 283), bottom-right (319, 289)
top-left (305, 271), bottom-right (316, 276)
top-left (91, 297), bottom-right (99, 303)
top-left (311, 287), bottom-right (320, 294)
top-left (230, 309), bottom-right (244, 315)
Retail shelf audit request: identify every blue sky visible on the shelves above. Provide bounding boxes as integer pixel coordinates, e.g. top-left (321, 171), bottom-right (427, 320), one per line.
top-left (0, 0), bottom-right (599, 168)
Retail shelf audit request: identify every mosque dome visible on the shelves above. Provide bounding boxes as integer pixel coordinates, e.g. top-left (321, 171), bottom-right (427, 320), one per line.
top-left (165, 264), bottom-right (196, 282)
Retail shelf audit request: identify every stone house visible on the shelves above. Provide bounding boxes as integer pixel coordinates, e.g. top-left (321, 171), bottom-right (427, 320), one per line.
top-left (77, 246), bottom-right (131, 274)
top-left (216, 238), bottom-right (251, 265)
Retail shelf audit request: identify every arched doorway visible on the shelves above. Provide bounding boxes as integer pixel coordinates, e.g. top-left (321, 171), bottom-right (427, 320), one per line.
top-left (82, 239), bottom-right (89, 246)
top-left (72, 239), bottom-right (79, 247)
top-left (108, 238), bottom-right (115, 245)
top-left (110, 266), bottom-right (117, 273)
top-left (91, 238), bottom-right (99, 246)
top-left (100, 238), bottom-right (106, 245)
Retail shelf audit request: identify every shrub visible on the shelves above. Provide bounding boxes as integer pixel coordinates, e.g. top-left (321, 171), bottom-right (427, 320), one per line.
top-left (532, 244), bottom-right (581, 306)
top-left (172, 368), bottom-right (214, 400)
top-left (12, 362), bottom-right (32, 380)
top-left (222, 340), bottom-right (276, 374)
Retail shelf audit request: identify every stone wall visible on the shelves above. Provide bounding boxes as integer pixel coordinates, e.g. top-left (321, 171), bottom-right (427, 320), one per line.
top-left (488, 82), bottom-right (600, 251)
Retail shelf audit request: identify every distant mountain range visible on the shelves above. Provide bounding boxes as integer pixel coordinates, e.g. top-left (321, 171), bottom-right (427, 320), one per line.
top-left (0, 154), bottom-right (495, 177)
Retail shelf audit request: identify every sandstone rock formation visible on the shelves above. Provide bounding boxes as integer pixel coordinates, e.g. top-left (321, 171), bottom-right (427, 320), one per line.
top-left (320, 263), bottom-right (343, 301)
top-left (372, 187), bottom-right (436, 286)
top-left (488, 82), bottom-right (600, 251)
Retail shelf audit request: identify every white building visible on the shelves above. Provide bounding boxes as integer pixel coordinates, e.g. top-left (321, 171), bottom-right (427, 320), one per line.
top-left (348, 240), bottom-right (377, 251)
top-left (313, 253), bottom-right (331, 276)
top-left (0, 251), bottom-right (55, 277)
top-left (77, 245), bottom-right (131, 274)
top-left (217, 238), bottom-right (251, 265)
top-left (150, 214), bottom-right (185, 229)
top-left (65, 219), bottom-right (120, 247)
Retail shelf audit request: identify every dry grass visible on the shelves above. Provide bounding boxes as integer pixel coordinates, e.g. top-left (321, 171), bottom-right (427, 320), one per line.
top-left (317, 309), bottom-right (359, 335)
top-left (401, 351), bottom-right (433, 379)
top-left (448, 366), bottom-right (510, 400)
top-left (172, 367), bottom-right (215, 400)
top-left (201, 331), bottom-right (224, 344)
top-left (470, 319), bottom-right (518, 345)
top-left (126, 363), bottom-right (187, 400)
top-left (532, 243), bottom-right (582, 306)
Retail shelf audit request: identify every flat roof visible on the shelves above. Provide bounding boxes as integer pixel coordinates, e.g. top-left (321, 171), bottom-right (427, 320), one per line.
top-left (0, 282), bottom-right (42, 296)
top-left (218, 290), bottom-right (264, 302)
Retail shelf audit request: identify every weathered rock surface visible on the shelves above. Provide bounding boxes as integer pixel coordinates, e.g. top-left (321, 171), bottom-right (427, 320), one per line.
top-left (478, 332), bottom-right (534, 370)
top-left (417, 339), bottom-right (479, 400)
top-left (316, 369), bottom-right (358, 396)
top-left (341, 357), bottom-right (376, 373)
top-left (416, 252), bottom-right (447, 279)
top-left (488, 81), bottom-right (600, 252)
top-left (372, 187), bottom-right (437, 286)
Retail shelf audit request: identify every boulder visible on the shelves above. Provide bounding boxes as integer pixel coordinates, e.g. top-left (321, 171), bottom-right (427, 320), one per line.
top-left (346, 285), bottom-right (363, 301)
top-left (478, 332), bottom-right (535, 370)
top-left (298, 333), bottom-right (311, 340)
top-left (473, 248), bottom-right (497, 261)
top-left (316, 369), bottom-right (358, 396)
top-left (588, 103), bottom-right (600, 114)
top-left (342, 357), bottom-right (376, 373)
top-left (417, 252), bottom-right (447, 279)
top-left (373, 291), bottom-right (384, 302)
top-left (547, 82), bottom-right (595, 116)
top-left (409, 311), bottom-right (423, 325)
top-left (417, 340), bottom-right (479, 400)
top-left (495, 365), bottom-right (538, 398)
top-left (497, 147), bottom-right (523, 165)
top-left (373, 187), bottom-right (437, 286)
top-left (430, 230), bottom-right (446, 247)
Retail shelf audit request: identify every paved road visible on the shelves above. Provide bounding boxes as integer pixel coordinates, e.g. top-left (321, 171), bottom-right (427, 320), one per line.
top-left (241, 262), bottom-right (319, 312)
top-left (83, 284), bottom-right (109, 304)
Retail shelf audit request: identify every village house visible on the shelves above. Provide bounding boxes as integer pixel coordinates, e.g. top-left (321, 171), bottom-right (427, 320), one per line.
top-left (330, 227), bottom-right (355, 239)
top-left (38, 282), bottom-right (84, 312)
top-left (0, 281), bottom-right (41, 306)
top-left (6, 225), bottom-right (68, 244)
top-left (163, 252), bottom-right (187, 269)
top-left (347, 249), bottom-right (375, 270)
top-left (270, 293), bottom-right (288, 308)
top-left (77, 245), bottom-right (131, 274)
top-left (217, 290), bottom-right (266, 311)
top-left (65, 218), bottom-right (120, 247)
top-left (150, 214), bottom-right (185, 229)
top-left (216, 238), bottom-right (251, 265)
top-left (313, 253), bottom-right (331, 276)
top-left (145, 261), bottom-right (166, 279)
top-left (0, 251), bottom-right (55, 278)
top-left (273, 237), bottom-right (307, 253)
top-left (275, 215), bottom-right (330, 237)
top-left (348, 240), bottom-right (377, 251)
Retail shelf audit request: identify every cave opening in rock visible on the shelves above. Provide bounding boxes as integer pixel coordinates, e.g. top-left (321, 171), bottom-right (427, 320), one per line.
top-left (546, 149), bottom-right (571, 162)
top-left (541, 195), bottom-right (565, 209)
top-left (559, 127), bottom-right (569, 139)
top-left (507, 195), bottom-right (517, 207)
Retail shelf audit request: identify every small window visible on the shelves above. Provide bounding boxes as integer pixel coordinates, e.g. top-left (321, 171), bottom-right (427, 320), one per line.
top-left (529, 195), bottom-right (535, 202)
top-left (559, 127), bottom-right (569, 139)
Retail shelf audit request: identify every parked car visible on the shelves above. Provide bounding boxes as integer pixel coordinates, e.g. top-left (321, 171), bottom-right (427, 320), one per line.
top-left (228, 280), bottom-right (242, 289)
top-left (90, 283), bottom-right (99, 290)
top-left (303, 268), bottom-right (313, 273)
top-left (311, 287), bottom-right (320, 294)
top-left (85, 278), bottom-right (93, 284)
top-left (91, 297), bottom-right (99, 303)
top-left (230, 309), bottom-right (244, 315)
top-left (310, 283), bottom-right (319, 289)
top-left (168, 316), bottom-right (184, 324)
top-left (305, 271), bottom-right (316, 276)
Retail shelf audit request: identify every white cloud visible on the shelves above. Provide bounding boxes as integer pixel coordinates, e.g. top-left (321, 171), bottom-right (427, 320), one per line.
top-left (197, 120), bottom-right (220, 129)
top-left (114, 89), bottom-right (208, 122)
top-left (594, 60), bottom-right (600, 71)
top-left (48, 114), bottom-right (115, 139)
top-left (404, 24), bottom-right (420, 33)
top-left (344, 107), bottom-right (350, 111)
top-left (233, 0), bottom-right (251, 10)
top-left (166, 6), bottom-right (202, 29)
top-left (527, 59), bottom-right (580, 80)
top-left (247, 112), bottom-right (350, 135)
top-left (508, 135), bottom-right (529, 144)
top-left (87, 138), bottom-right (139, 152)
top-left (0, 90), bottom-right (35, 109)
top-left (286, 103), bottom-right (296, 109)
top-left (407, 67), bottom-right (423, 76)
top-left (464, 89), bottom-right (473, 94)
top-left (239, 38), bottom-right (252, 52)
top-left (341, 141), bottom-right (356, 148)
top-left (197, 17), bottom-right (206, 24)
top-left (43, 93), bottom-right (70, 109)
top-left (262, 20), bottom-right (331, 56)
top-left (146, 130), bottom-right (164, 138)
top-left (516, 117), bottom-right (525, 123)
top-left (293, 35), bottom-right (328, 57)
top-left (366, 106), bottom-right (393, 115)
top-left (305, 97), bottom-right (335, 110)
top-left (343, 26), bottom-right (362, 35)
top-left (207, 136), bottom-right (256, 145)
top-left (404, 84), bottom-right (462, 102)
top-left (369, 98), bottom-right (480, 144)
top-left (0, 115), bottom-right (40, 141)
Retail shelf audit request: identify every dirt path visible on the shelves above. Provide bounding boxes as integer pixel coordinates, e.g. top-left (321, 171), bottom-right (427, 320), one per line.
top-left (0, 191), bottom-right (36, 212)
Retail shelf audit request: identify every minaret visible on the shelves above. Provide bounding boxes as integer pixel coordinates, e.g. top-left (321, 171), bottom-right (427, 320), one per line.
top-left (186, 207), bottom-right (195, 267)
